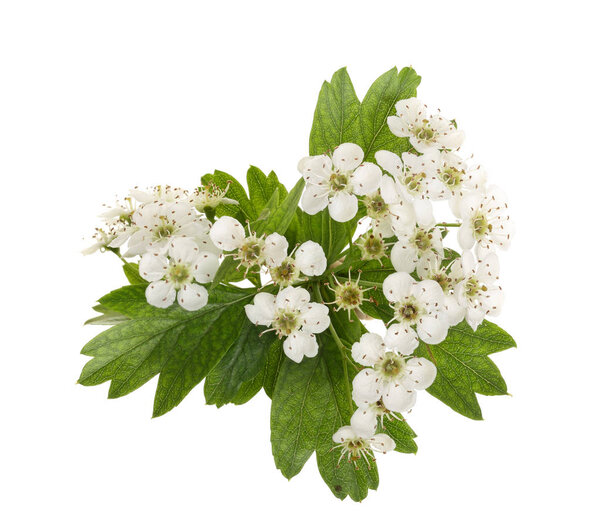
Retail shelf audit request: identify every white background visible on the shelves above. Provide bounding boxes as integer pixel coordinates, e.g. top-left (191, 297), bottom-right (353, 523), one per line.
top-left (1, 1), bottom-right (598, 529)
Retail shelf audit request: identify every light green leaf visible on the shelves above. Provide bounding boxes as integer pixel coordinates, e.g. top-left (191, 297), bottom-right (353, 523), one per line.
top-left (122, 262), bottom-right (147, 285)
top-left (416, 320), bottom-right (516, 420)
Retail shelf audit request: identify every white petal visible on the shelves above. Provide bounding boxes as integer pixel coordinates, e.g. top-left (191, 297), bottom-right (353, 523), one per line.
top-left (295, 241), bottom-right (327, 276)
top-left (244, 292), bottom-right (276, 325)
top-left (168, 236), bottom-right (200, 264)
top-left (328, 192), bottom-right (358, 222)
top-left (375, 150), bottom-right (403, 179)
top-left (391, 242), bottom-right (419, 273)
top-left (403, 357), bottom-right (437, 390)
top-left (351, 162), bottom-right (381, 196)
top-left (301, 184), bottom-right (329, 214)
top-left (444, 294), bottom-right (465, 326)
top-left (263, 233), bottom-right (288, 267)
top-left (139, 252), bottom-right (168, 282)
top-left (298, 154), bottom-right (332, 182)
top-left (382, 382), bottom-right (416, 412)
top-left (416, 314), bottom-right (449, 344)
top-left (351, 333), bottom-right (386, 366)
top-left (351, 408), bottom-right (378, 438)
top-left (415, 279), bottom-right (444, 308)
top-left (351, 369), bottom-right (381, 404)
top-left (276, 286), bottom-right (310, 311)
top-left (466, 306), bottom-right (486, 331)
top-left (283, 331), bottom-right (318, 362)
top-left (369, 433), bottom-right (395, 453)
top-left (382, 272), bottom-right (415, 302)
top-left (332, 143), bottom-right (364, 172)
top-left (209, 216), bottom-right (245, 251)
top-left (192, 251), bottom-right (220, 284)
top-left (301, 303), bottom-right (330, 334)
top-left (332, 426), bottom-right (357, 444)
top-left (458, 222), bottom-right (475, 250)
top-left (413, 199), bottom-right (435, 228)
top-left (145, 280), bottom-right (176, 308)
top-left (177, 283), bottom-right (208, 311)
top-left (384, 325), bottom-right (418, 355)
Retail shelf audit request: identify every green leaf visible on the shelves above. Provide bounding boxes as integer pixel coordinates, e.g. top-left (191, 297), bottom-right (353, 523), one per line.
top-left (78, 285), bottom-right (255, 417)
top-left (271, 327), bottom-right (388, 501)
top-left (247, 166), bottom-right (279, 213)
top-left (384, 417), bottom-right (418, 454)
top-left (360, 66), bottom-right (421, 162)
top-left (416, 320), bottom-right (516, 420)
top-left (253, 177), bottom-right (305, 237)
top-left (204, 320), bottom-right (276, 407)
top-left (201, 170), bottom-right (256, 222)
top-left (309, 67), bottom-right (361, 156)
top-left (122, 262), bottom-right (147, 285)
top-left (84, 304), bottom-right (130, 326)
top-left (298, 210), bottom-right (351, 263)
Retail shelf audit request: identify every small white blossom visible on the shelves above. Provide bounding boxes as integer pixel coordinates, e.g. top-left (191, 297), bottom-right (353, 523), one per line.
top-left (456, 252), bottom-right (503, 331)
top-left (244, 287), bottom-right (330, 363)
top-left (129, 185), bottom-right (191, 205)
top-left (139, 237), bottom-right (219, 311)
top-left (457, 186), bottom-right (514, 257)
top-left (387, 97), bottom-right (465, 152)
top-left (295, 240), bottom-right (327, 276)
top-left (382, 272), bottom-right (449, 345)
top-left (209, 215), bottom-right (288, 269)
top-left (351, 332), bottom-right (436, 417)
top-left (390, 221), bottom-right (444, 274)
top-left (332, 424), bottom-right (395, 469)
top-left (298, 143), bottom-right (381, 222)
top-left (192, 182), bottom-right (238, 213)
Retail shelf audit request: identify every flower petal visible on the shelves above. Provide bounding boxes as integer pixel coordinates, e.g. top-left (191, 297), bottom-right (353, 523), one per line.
top-left (283, 331), bottom-right (318, 362)
top-left (328, 192), bottom-right (358, 222)
top-left (244, 293), bottom-right (276, 325)
top-left (351, 162), bottom-right (382, 196)
top-left (145, 280), bottom-right (176, 308)
top-left (332, 143), bottom-right (364, 172)
top-left (382, 272), bottom-right (415, 302)
top-left (403, 357), bottom-right (437, 390)
top-left (384, 324), bottom-right (418, 355)
top-left (351, 333), bottom-right (386, 366)
top-left (177, 283), bottom-right (208, 311)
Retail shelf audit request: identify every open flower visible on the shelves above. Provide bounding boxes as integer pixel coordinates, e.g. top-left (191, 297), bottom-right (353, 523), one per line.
top-left (382, 272), bottom-right (449, 344)
top-left (456, 252), bottom-right (503, 331)
top-left (244, 287), bottom-right (330, 362)
top-left (387, 97), bottom-right (465, 152)
top-left (350, 332), bottom-right (436, 418)
top-left (139, 236), bottom-right (220, 311)
top-left (209, 215), bottom-right (288, 269)
top-left (332, 423), bottom-right (395, 469)
top-left (298, 143), bottom-right (381, 222)
top-left (457, 186), bottom-right (514, 257)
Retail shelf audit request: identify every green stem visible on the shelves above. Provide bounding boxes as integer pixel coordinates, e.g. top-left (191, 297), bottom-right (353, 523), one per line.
top-left (436, 222), bottom-right (461, 228)
top-left (108, 247), bottom-right (128, 265)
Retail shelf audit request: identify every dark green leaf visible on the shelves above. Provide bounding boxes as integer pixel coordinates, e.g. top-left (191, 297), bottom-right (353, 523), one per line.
top-left (309, 67), bottom-right (361, 156)
top-left (253, 177), bottom-right (305, 237)
top-left (416, 320), bottom-right (516, 420)
top-left (78, 285), bottom-right (254, 417)
top-left (201, 170), bottom-right (256, 222)
top-left (122, 263), bottom-right (147, 285)
top-left (247, 166), bottom-right (279, 213)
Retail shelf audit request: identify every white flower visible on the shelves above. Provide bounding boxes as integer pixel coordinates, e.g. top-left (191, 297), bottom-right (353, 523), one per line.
top-left (387, 97), bottom-right (465, 152)
top-left (298, 143), bottom-right (381, 222)
top-left (416, 254), bottom-right (465, 326)
top-left (295, 241), bottom-right (327, 276)
top-left (125, 201), bottom-right (216, 257)
top-left (350, 398), bottom-right (405, 438)
top-left (382, 272), bottom-right (449, 344)
top-left (244, 286), bottom-right (330, 363)
top-left (139, 237), bottom-right (220, 311)
top-left (428, 152), bottom-right (487, 214)
top-left (456, 252), bottom-right (503, 331)
top-left (82, 196), bottom-right (138, 254)
top-left (209, 215), bottom-right (288, 269)
top-left (351, 332), bottom-right (436, 416)
top-left (192, 182), bottom-right (238, 213)
top-left (332, 424), bottom-right (395, 468)
top-left (129, 185), bottom-right (190, 205)
top-left (390, 221), bottom-right (444, 274)
top-left (457, 186), bottom-right (514, 257)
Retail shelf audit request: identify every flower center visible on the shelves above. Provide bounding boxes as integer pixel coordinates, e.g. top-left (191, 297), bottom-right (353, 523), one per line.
top-left (357, 232), bottom-right (386, 261)
top-left (431, 272), bottom-right (451, 293)
top-left (153, 222), bottom-right (176, 240)
top-left (270, 258), bottom-right (300, 287)
top-left (413, 120), bottom-right (436, 141)
top-left (464, 277), bottom-right (487, 299)
top-left (237, 236), bottom-right (265, 267)
top-left (166, 263), bottom-right (192, 288)
top-left (375, 352), bottom-right (407, 381)
top-left (439, 166), bottom-right (464, 189)
top-left (273, 308), bottom-right (301, 337)
top-left (472, 212), bottom-right (492, 238)
top-left (329, 172), bottom-right (352, 193)
top-left (403, 172), bottom-right (427, 194)
top-left (394, 297), bottom-right (422, 324)
top-left (334, 281), bottom-right (364, 310)
top-left (364, 193), bottom-right (388, 219)
top-left (412, 228), bottom-right (433, 252)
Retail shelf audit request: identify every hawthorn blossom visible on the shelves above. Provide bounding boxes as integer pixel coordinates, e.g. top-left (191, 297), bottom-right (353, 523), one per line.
top-left (332, 424), bottom-right (395, 468)
top-left (387, 97), bottom-right (465, 152)
top-left (244, 287), bottom-right (330, 362)
top-left (382, 272), bottom-right (449, 344)
top-left (124, 201), bottom-right (217, 257)
top-left (192, 182), bottom-right (238, 213)
top-left (416, 254), bottom-right (465, 326)
top-left (457, 186), bottom-right (514, 257)
top-left (295, 240), bottom-right (327, 276)
top-left (456, 252), bottom-right (503, 331)
top-left (129, 185), bottom-right (190, 205)
top-left (390, 221), bottom-right (444, 274)
top-left (298, 143), bottom-right (381, 222)
top-left (209, 215), bottom-right (288, 269)
top-left (351, 332), bottom-right (436, 419)
top-left (139, 237), bottom-right (219, 311)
